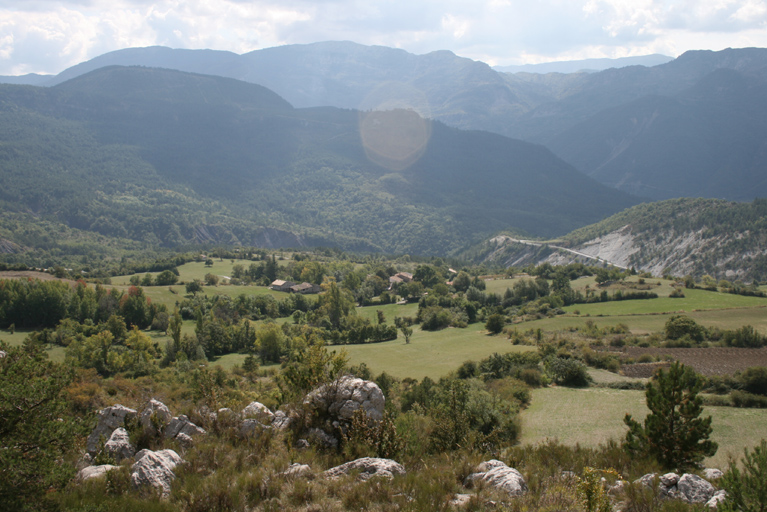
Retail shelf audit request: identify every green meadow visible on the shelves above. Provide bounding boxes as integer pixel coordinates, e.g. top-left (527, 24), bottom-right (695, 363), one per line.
top-left (520, 386), bottom-right (765, 469)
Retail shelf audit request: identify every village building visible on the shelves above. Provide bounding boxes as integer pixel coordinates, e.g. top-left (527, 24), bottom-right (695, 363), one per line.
top-left (269, 279), bottom-right (296, 292)
top-left (290, 282), bottom-right (321, 294)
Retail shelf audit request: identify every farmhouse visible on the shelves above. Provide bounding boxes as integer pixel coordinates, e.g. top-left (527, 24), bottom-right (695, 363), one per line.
top-left (269, 279), bottom-right (296, 292)
top-left (290, 282), bottom-right (321, 294)
top-left (389, 271), bottom-right (413, 287)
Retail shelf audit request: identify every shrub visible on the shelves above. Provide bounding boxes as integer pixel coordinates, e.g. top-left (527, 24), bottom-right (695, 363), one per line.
top-left (723, 326), bottom-right (767, 348)
top-left (731, 391), bottom-right (767, 408)
top-left (664, 315), bottom-right (706, 342)
top-left (485, 313), bottom-right (505, 334)
top-left (738, 367), bottom-right (767, 396)
top-left (546, 357), bottom-right (590, 387)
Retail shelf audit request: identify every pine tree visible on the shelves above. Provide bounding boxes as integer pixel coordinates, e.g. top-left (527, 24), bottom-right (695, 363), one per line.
top-left (623, 361), bottom-right (717, 471)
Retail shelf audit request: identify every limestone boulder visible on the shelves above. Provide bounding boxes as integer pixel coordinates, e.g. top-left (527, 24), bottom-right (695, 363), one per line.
top-left (703, 468), bottom-right (723, 481)
top-left (324, 457), bottom-right (405, 481)
top-left (271, 410), bottom-right (292, 430)
top-left (86, 404), bottom-right (137, 455)
top-left (241, 401), bottom-right (274, 422)
top-left (304, 375), bottom-right (385, 424)
top-left (659, 473), bottom-right (679, 487)
top-left (130, 449), bottom-right (183, 498)
top-left (706, 490), bottom-right (727, 509)
top-left (464, 460), bottom-right (528, 497)
top-left (165, 415), bottom-right (205, 440)
top-left (103, 427), bottom-right (135, 463)
top-left (140, 399), bottom-right (172, 437)
top-left (77, 464), bottom-right (119, 481)
top-left (676, 474), bottom-right (716, 504)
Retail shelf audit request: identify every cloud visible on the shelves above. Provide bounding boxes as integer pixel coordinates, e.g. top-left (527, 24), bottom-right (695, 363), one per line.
top-left (0, 0), bottom-right (766, 75)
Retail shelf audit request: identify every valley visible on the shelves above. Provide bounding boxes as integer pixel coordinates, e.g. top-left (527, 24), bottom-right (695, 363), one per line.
top-left (2, 42), bottom-right (767, 512)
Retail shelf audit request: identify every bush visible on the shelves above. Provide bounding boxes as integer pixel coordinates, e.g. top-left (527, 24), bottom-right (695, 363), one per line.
top-left (546, 357), bottom-right (590, 387)
top-left (723, 325), bottom-right (767, 348)
top-left (731, 390), bottom-right (767, 408)
top-left (738, 367), bottom-right (767, 396)
top-left (664, 315), bottom-right (706, 342)
top-left (485, 313), bottom-right (505, 335)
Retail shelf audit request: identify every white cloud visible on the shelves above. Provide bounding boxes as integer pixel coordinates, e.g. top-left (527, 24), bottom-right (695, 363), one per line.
top-left (0, 0), bottom-right (766, 75)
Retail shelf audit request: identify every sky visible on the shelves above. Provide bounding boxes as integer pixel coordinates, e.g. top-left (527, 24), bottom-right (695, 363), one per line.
top-left (1, 0), bottom-right (766, 76)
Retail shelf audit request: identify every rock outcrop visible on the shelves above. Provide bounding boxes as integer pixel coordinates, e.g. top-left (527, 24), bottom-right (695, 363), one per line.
top-left (304, 376), bottom-right (385, 424)
top-left (140, 399), bottom-right (172, 437)
top-left (464, 460), bottom-right (528, 497)
top-left (324, 457), bottom-right (405, 480)
top-left (676, 474), bottom-right (716, 504)
top-left (165, 415), bottom-right (205, 441)
top-left (87, 404), bottom-right (137, 455)
top-left (130, 449), bottom-right (183, 498)
top-left (77, 464), bottom-right (119, 481)
top-left (634, 472), bottom-right (720, 506)
top-left (103, 427), bottom-right (135, 463)
top-left (241, 401), bottom-right (275, 422)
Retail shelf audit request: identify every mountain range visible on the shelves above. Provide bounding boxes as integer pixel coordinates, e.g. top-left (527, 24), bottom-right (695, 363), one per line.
top-left (0, 65), bottom-right (636, 258)
top-left (4, 42), bottom-right (766, 201)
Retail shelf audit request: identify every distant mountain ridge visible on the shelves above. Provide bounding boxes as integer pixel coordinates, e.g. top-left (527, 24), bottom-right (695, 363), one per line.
top-left (0, 65), bottom-right (637, 257)
top-left (494, 54), bottom-right (673, 74)
top-left (4, 42), bottom-right (766, 202)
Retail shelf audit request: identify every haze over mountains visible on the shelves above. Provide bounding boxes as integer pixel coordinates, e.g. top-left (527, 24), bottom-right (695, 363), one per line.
top-left (2, 42), bottom-right (767, 275)
top-left (0, 65), bottom-right (635, 257)
top-left (4, 42), bottom-right (767, 201)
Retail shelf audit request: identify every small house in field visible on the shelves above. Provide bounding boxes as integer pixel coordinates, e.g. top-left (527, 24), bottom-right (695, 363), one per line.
top-left (389, 271), bottom-right (413, 289)
top-left (290, 282), bottom-right (321, 294)
top-left (270, 279), bottom-right (296, 292)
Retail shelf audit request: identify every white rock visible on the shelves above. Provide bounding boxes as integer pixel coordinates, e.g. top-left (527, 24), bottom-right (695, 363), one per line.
top-left (241, 401), bottom-right (274, 421)
top-left (324, 457), bottom-right (405, 480)
top-left (634, 473), bottom-right (657, 488)
top-left (103, 427), bottom-right (135, 463)
top-left (660, 472), bottom-right (679, 487)
top-left (165, 415), bottom-right (205, 439)
top-left (271, 410), bottom-right (292, 430)
top-left (175, 432), bottom-right (194, 448)
top-left (706, 489), bottom-right (727, 509)
top-left (477, 463), bottom-right (528, 496)
top-left (677, 474), bottom-right (715, 504)
top-left (703, 468), bottom-right (723, 481)
top-left (140, 399), bottom-right (172, 437)
top-left (130, 449), bottom-right (182, 498)
top-left (87, 405), bottom-right (137, 455)
top-left (304, 376), bottom-right (385, 424)
top-left (77, 464), bottom-right (119, 481)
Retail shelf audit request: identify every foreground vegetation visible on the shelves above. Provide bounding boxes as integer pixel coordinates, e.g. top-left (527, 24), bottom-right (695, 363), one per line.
top-left (2, 250), bottom-right (767, 511)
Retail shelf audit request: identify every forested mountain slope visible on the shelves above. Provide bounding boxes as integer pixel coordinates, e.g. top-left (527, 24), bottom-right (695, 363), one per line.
top-left (11, 43), bottom-right (767, 202)
top-left (474, 198), bottom-right (767, 282)
top-left (0, 66), bottom-right (636, 257)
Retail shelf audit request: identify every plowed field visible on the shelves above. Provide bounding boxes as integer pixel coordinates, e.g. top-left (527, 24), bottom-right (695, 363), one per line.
top-left (615, 347), bottom-right (767, 376)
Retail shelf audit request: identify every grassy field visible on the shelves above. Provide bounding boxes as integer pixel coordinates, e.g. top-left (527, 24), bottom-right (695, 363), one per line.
top-left (520, 386), bottom-right (766, 468)
top-left (342, 322), bottom-right (536, 380)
